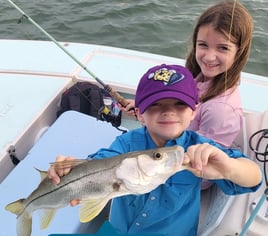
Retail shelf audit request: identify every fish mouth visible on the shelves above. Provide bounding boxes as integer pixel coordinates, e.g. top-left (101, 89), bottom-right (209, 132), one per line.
top-left (172, 146), bottom-right (185, 171)
top-left (137, 145), bottom-right (185, 176)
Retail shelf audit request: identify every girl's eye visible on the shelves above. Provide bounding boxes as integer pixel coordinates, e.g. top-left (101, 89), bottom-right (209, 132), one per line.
top-left (197, 42), bottom-right (207, 48)
top-left (219, 46), bottom-right (229, 51)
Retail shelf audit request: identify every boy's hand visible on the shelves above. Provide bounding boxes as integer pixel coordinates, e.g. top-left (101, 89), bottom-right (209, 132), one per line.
top-left (48, 155), bottom-right (80, 206)
top-left (48, 155), bottom-right (74, 184)
top-left (118, 99), bottom-right (136, 116)
top-left (185, 143), bottom-right (230, 179)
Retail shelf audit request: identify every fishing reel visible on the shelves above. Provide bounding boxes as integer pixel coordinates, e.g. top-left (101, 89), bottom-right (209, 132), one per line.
top-left (98, 106), bottom-right (121, 128)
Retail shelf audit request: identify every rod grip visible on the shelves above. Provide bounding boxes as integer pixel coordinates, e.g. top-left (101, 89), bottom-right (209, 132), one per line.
top-left (104, 85), bottom-right (130, 107)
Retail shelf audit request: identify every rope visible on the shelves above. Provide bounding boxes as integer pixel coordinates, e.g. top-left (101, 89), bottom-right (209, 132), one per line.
top-left (240, 129), bottom-right (268, 235)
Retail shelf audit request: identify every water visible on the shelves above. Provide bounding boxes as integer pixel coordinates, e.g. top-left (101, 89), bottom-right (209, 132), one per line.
top-left (1, 0), bottom-right (268, 76)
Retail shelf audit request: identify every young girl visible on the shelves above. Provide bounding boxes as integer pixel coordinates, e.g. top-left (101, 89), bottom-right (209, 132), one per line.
top-left (186, 1), bottom-right (253, 147)
top-left (121, 1), bottom-right (253, 149)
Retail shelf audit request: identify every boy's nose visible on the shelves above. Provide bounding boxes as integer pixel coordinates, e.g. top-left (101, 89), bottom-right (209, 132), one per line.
top-left (162, 106), bottom-right (176, 114)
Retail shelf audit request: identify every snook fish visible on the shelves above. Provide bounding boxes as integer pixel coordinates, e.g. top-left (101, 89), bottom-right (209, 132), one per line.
top-left (5, 145), bottom-right (185, 236)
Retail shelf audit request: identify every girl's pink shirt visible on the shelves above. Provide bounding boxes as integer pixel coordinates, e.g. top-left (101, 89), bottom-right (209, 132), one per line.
top-left (188, 74), bottom-right (243, 147)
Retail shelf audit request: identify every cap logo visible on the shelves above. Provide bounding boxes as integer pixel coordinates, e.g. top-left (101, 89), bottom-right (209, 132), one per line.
top-left (148, 67), bottom-right (185, 86)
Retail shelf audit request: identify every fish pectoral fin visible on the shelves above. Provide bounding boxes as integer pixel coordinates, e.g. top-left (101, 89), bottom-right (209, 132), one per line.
top-left (40, 209), bottom-right (57, 229)
top-left (79, 197), bottom-right (110, 223)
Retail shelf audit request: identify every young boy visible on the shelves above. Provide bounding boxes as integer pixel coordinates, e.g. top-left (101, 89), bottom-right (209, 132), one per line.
top-left (49, 64), bottom-right (262, 236)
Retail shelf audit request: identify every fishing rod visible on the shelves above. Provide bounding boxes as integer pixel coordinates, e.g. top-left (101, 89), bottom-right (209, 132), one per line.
top-left (6, 0), bottom-right (130, 108)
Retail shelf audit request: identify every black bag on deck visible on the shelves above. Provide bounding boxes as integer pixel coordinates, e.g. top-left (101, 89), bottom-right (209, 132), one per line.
top-left (57, 81), bottom-right (122, 128)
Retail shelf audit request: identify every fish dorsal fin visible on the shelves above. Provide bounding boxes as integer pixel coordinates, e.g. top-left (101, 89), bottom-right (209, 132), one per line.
top-left (35, 168), bottom-right (48, 181)
top-left (40, 209), bottom-right (57, 229)
top-left (50, 159), bottom-right (88, 170)
top-left (79, 197), bottom-right (111, 223)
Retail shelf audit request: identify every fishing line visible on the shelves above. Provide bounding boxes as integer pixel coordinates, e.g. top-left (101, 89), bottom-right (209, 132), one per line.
top-left (6, 0), bottom-right (129, 108)
top-left (225, 0), bottom-right (237, 93)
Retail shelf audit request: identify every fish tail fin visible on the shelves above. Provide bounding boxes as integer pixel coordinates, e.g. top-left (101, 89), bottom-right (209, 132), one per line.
top-left (79, 197), bottom-right (110, 223)
top-left (6, 199), bottom-right (32, 236)
top-left (5, 198), bottom-right (25, 215)
top-left (17, 212), bottom-right (32, 236)
top-left (40, 209), bottom-right (57, 229)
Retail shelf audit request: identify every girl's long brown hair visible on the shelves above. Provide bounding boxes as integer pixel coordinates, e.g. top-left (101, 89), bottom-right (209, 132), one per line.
top-left (185, 1), bottom-right (253, 103)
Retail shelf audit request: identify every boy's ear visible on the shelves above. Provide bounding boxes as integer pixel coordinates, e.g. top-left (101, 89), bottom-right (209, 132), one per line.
top-left (135, 108), bottom-right (145, 124)
top-left (191, 104), bottom-right (198, 120)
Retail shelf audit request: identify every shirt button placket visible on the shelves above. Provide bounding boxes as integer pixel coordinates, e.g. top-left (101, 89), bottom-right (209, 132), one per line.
top-left (133, 195), bottom-right (156, 229)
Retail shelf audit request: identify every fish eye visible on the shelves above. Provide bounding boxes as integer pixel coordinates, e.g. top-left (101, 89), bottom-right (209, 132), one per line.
top-left (153, 152), bottom-right (163, 160)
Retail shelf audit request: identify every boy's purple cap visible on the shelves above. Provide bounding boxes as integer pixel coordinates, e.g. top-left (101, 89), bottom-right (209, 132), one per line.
top-left (135, 64), bottom-right (198, 114)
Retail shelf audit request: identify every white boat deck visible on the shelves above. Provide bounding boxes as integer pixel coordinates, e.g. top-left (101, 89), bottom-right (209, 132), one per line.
top-left (0, 111), bottom-right (123, 235)
top-left (0, 74), bottom-right (71, 182)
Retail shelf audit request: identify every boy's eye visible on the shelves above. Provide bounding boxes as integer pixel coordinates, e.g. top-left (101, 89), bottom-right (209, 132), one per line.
top-left (149, 101), bottom-right (186, 107)
top-left (150, 102), bottom-right (160, 107)
top-left (176, 101), bottom-right (187, 106)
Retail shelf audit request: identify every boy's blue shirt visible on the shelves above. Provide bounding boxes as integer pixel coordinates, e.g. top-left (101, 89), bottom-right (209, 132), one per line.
top-left (90, 127), bottom-right (261, 236)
